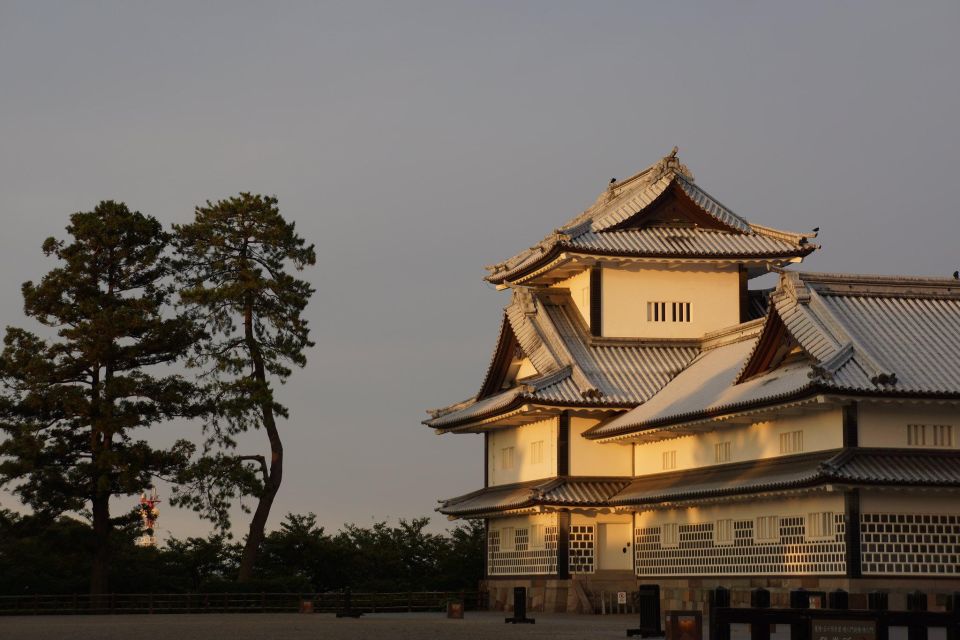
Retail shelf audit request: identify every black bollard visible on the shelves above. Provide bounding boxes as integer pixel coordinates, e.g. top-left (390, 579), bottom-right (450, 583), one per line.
top-left (868, 591), bottom-right (888, 611)
top-left (505, 586), bottom-right (534, 624)
top-left (906, 591), bottom-right (928, 640)
top-left (827, 589), bottom-right (849, 610)
top-left (627, 584), bottom-right (664, 638)
top-left (335, 587), bottom-right (362, 618)
top-left (947, 592), bottom-right (960, 640)
top-left (708, 587), bottom-right (731, 640)
top-left (751, 588), bottom-right (770, 609)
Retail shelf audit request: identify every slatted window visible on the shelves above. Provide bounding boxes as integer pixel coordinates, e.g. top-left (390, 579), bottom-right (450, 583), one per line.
top-left (662, 523), bottom-right (679, 547)
top-left (647, 301), bottom-right (691, 323)
top-left (662, 450), bottom-right (677, 470)
top-left (530, 440), bottom-right (544, 464)
top-left (807, 512), bottom-right (836, 540)
top-left (908, 424), bottom-right (953, 447)
top-left (500, 446), bottom-right (514, 469)
top-left (715, 519), bottom-right (734, 545)
top-left (500, 527), bottom-right (516, 551)
top-left (755, 516), bottom-right (780, 543)
top-left (715, 441), bottom-right (731, 463)
top-left (779, 430), bottom-right (803, 454)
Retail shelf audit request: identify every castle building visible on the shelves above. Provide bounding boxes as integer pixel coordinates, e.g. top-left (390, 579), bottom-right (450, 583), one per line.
top-left (425, 150), bottom-right (960, 612)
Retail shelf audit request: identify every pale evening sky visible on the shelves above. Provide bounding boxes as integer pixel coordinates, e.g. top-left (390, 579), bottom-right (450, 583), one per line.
top-left (1, 1), bottom-right (958, 540)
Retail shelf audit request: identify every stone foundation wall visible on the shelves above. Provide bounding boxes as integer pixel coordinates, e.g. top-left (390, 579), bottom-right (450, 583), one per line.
top-left (482, 575), bottom-right (960, 615)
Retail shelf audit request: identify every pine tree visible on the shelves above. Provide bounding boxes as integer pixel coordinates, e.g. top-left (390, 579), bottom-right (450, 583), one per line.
top-left (0, 201), bottom-right (200, 594)
top-left (172, 193), bottom-right (315, 582)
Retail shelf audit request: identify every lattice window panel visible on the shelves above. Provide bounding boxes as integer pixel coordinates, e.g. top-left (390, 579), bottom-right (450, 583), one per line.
top-left (488, 526), bottom-right (558, 576)
top-left (569, 525), bottom-right (595, 574)
top-left (861, 513), bottom-right (960, 576)
top-left (635, 515), bottom-right (846, 576)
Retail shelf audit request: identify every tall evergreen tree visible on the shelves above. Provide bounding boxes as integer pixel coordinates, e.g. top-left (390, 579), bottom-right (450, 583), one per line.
top-left (0, 201), bottom-right (200, 594)
top-left (172, 193), bottom-right (315, 582)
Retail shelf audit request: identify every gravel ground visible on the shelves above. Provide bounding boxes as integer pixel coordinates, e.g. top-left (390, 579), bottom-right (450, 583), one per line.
top-left (0, 611), bottom-right (641, 640)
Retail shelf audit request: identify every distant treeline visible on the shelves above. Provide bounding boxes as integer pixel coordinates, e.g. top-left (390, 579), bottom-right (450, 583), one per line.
top-left (0, 509), bottom-right (483, 595)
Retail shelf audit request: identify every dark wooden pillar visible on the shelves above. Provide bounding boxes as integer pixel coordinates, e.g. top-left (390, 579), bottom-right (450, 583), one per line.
top-left (484, 432), bottom-right (490, 487)
top-left (843, 402), bottom-right (859, 447)
top-left (738, 266), bottom-right (749, 322)
top-left (845, 489), bottom-right (862, 578)
top-left (557, 411), bottom-right (570, 476)
top-left (483, 519), bottom-right (490, 579)
top-left (590, 266), bottom-right (602, 337)
top-left (557, 511), bottom-right (571, 579)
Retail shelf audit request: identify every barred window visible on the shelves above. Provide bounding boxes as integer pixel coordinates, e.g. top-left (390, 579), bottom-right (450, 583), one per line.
top-left (755, 516), bottom-right (780, 543)
top-left (530, 440), bottom-right (544, 464)
top-left (908, 424), bottom-right (953, 448)
top-left (662, 523), bottom-right (679, 547)
top-left (529, 524), bottom-right (545, 549)
top-left (647, 301), bottom-right (691, 323)
top-left (500, 446), bottom-right (515, 469)
top-left (779, 430), bottom-right (803, 454)
top-left (715, 441), bottom-right (731, 463)
top-left (807, 512), bottom-right (836, 540)
top-left (500, 527), bottom-right (516, 552)
top-left (715, 519), bottom-right (734, 545)
top-left (662, 450), bottom-right (677, 470)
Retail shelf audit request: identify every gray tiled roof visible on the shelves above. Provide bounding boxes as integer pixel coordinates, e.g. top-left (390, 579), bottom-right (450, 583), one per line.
top-left (425, 288), bottom-right (697, 430)
top-left (438, 477), bottom-right (632, 517)
top-left (440, 449), bottom-right (960, 516)
top-left (485, 151), bottom-right (816, 285)
top-left (587, 271), bottom-right (960, 440)
top-left (610, 448), bottom-right (960, 507)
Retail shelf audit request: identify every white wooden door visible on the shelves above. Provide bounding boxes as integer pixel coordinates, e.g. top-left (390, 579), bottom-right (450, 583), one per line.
top-left (597, 523), bottom-right (633, 571)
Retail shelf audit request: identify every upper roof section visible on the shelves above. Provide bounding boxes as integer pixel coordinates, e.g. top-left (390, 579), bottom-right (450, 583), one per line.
top-left (484, 149), bottom-right (818, 287)
top-left (587, 270), bottom-right (960, 441)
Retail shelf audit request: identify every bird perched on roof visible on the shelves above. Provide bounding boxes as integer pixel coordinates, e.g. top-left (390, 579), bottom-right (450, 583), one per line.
top-left (812, 227), bottom-right (820, 233)
top-left (953, 270), bottom-right (959, 280)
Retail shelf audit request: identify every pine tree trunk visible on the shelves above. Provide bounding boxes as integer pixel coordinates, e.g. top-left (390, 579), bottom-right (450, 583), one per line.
top-left (237, 289), bottom-right (284, 583)
top-left (237, 434), bottom-right (282, 582)
top-left (90, 494), bottom-right (111, 595)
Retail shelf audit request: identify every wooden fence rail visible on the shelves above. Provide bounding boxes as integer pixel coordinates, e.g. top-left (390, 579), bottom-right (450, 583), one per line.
top-left (0, 591), bottom-right (486, 616)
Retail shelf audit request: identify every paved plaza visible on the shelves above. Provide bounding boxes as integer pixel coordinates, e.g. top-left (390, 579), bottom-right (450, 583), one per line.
top-left (0, 612), bottom-right (639, 640)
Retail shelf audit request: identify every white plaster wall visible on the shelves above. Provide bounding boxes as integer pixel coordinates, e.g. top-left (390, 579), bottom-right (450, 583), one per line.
top-left (632, 408), bottom-right (843, 476)
top-left (488, 418), bottom-right (557, 486)
top-left (633, 492), bottom-right (846, 528)
top-left (858, 402), bottom-right (960, 448)
top-left (489, 512), bottom-right (558, 532)
top-left (570, 416), bottom-right (633, 477)
top-left (601, 265), bottom-right (740, 339)
top-left (515, 358), bottom-right (538, 381)
top-left (571, 511), bottom-right (632, 526)
top-left (860, 491), bottom-right (960, 514)
top-left (552, 269), bottom-right (591, 329)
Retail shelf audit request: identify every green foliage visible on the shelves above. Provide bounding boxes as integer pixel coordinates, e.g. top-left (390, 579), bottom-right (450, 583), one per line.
top-left (0, 201), bottom-right (202, 592)
top-left (0, 511), bottom-right (485, 595)
top-left (171, 193), bottom-right (316, 579)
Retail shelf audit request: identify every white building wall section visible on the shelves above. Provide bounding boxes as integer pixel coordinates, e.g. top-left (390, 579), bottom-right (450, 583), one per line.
top-left (487, 418), bottom-right (557, 486)
top-left (858, 402), bottom-right (960, 449)
top-left (570, 416), bottom-right (632, 477)
top-left (552, 269), bottom-right (591, 330)
top-left (488, 513), bottom-right (559, 576)
top-left (859, 490), bottom-right (960, 577)
top-left (632, 493), bottom-right (847, 577)
top-left (601, 265), bottom-right (740, 339)
top-left (569, 511), bottom-right (634, 574)
top-left (632, 409), bottom-right (843, 476)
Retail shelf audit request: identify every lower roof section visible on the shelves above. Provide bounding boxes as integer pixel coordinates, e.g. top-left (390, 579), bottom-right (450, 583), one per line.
top-left (437, 476), bottom-right (631, 518)
top-left (613, 448), bottom-right (960, 507)
top-left (441, 449), bottom-right (960, 518)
